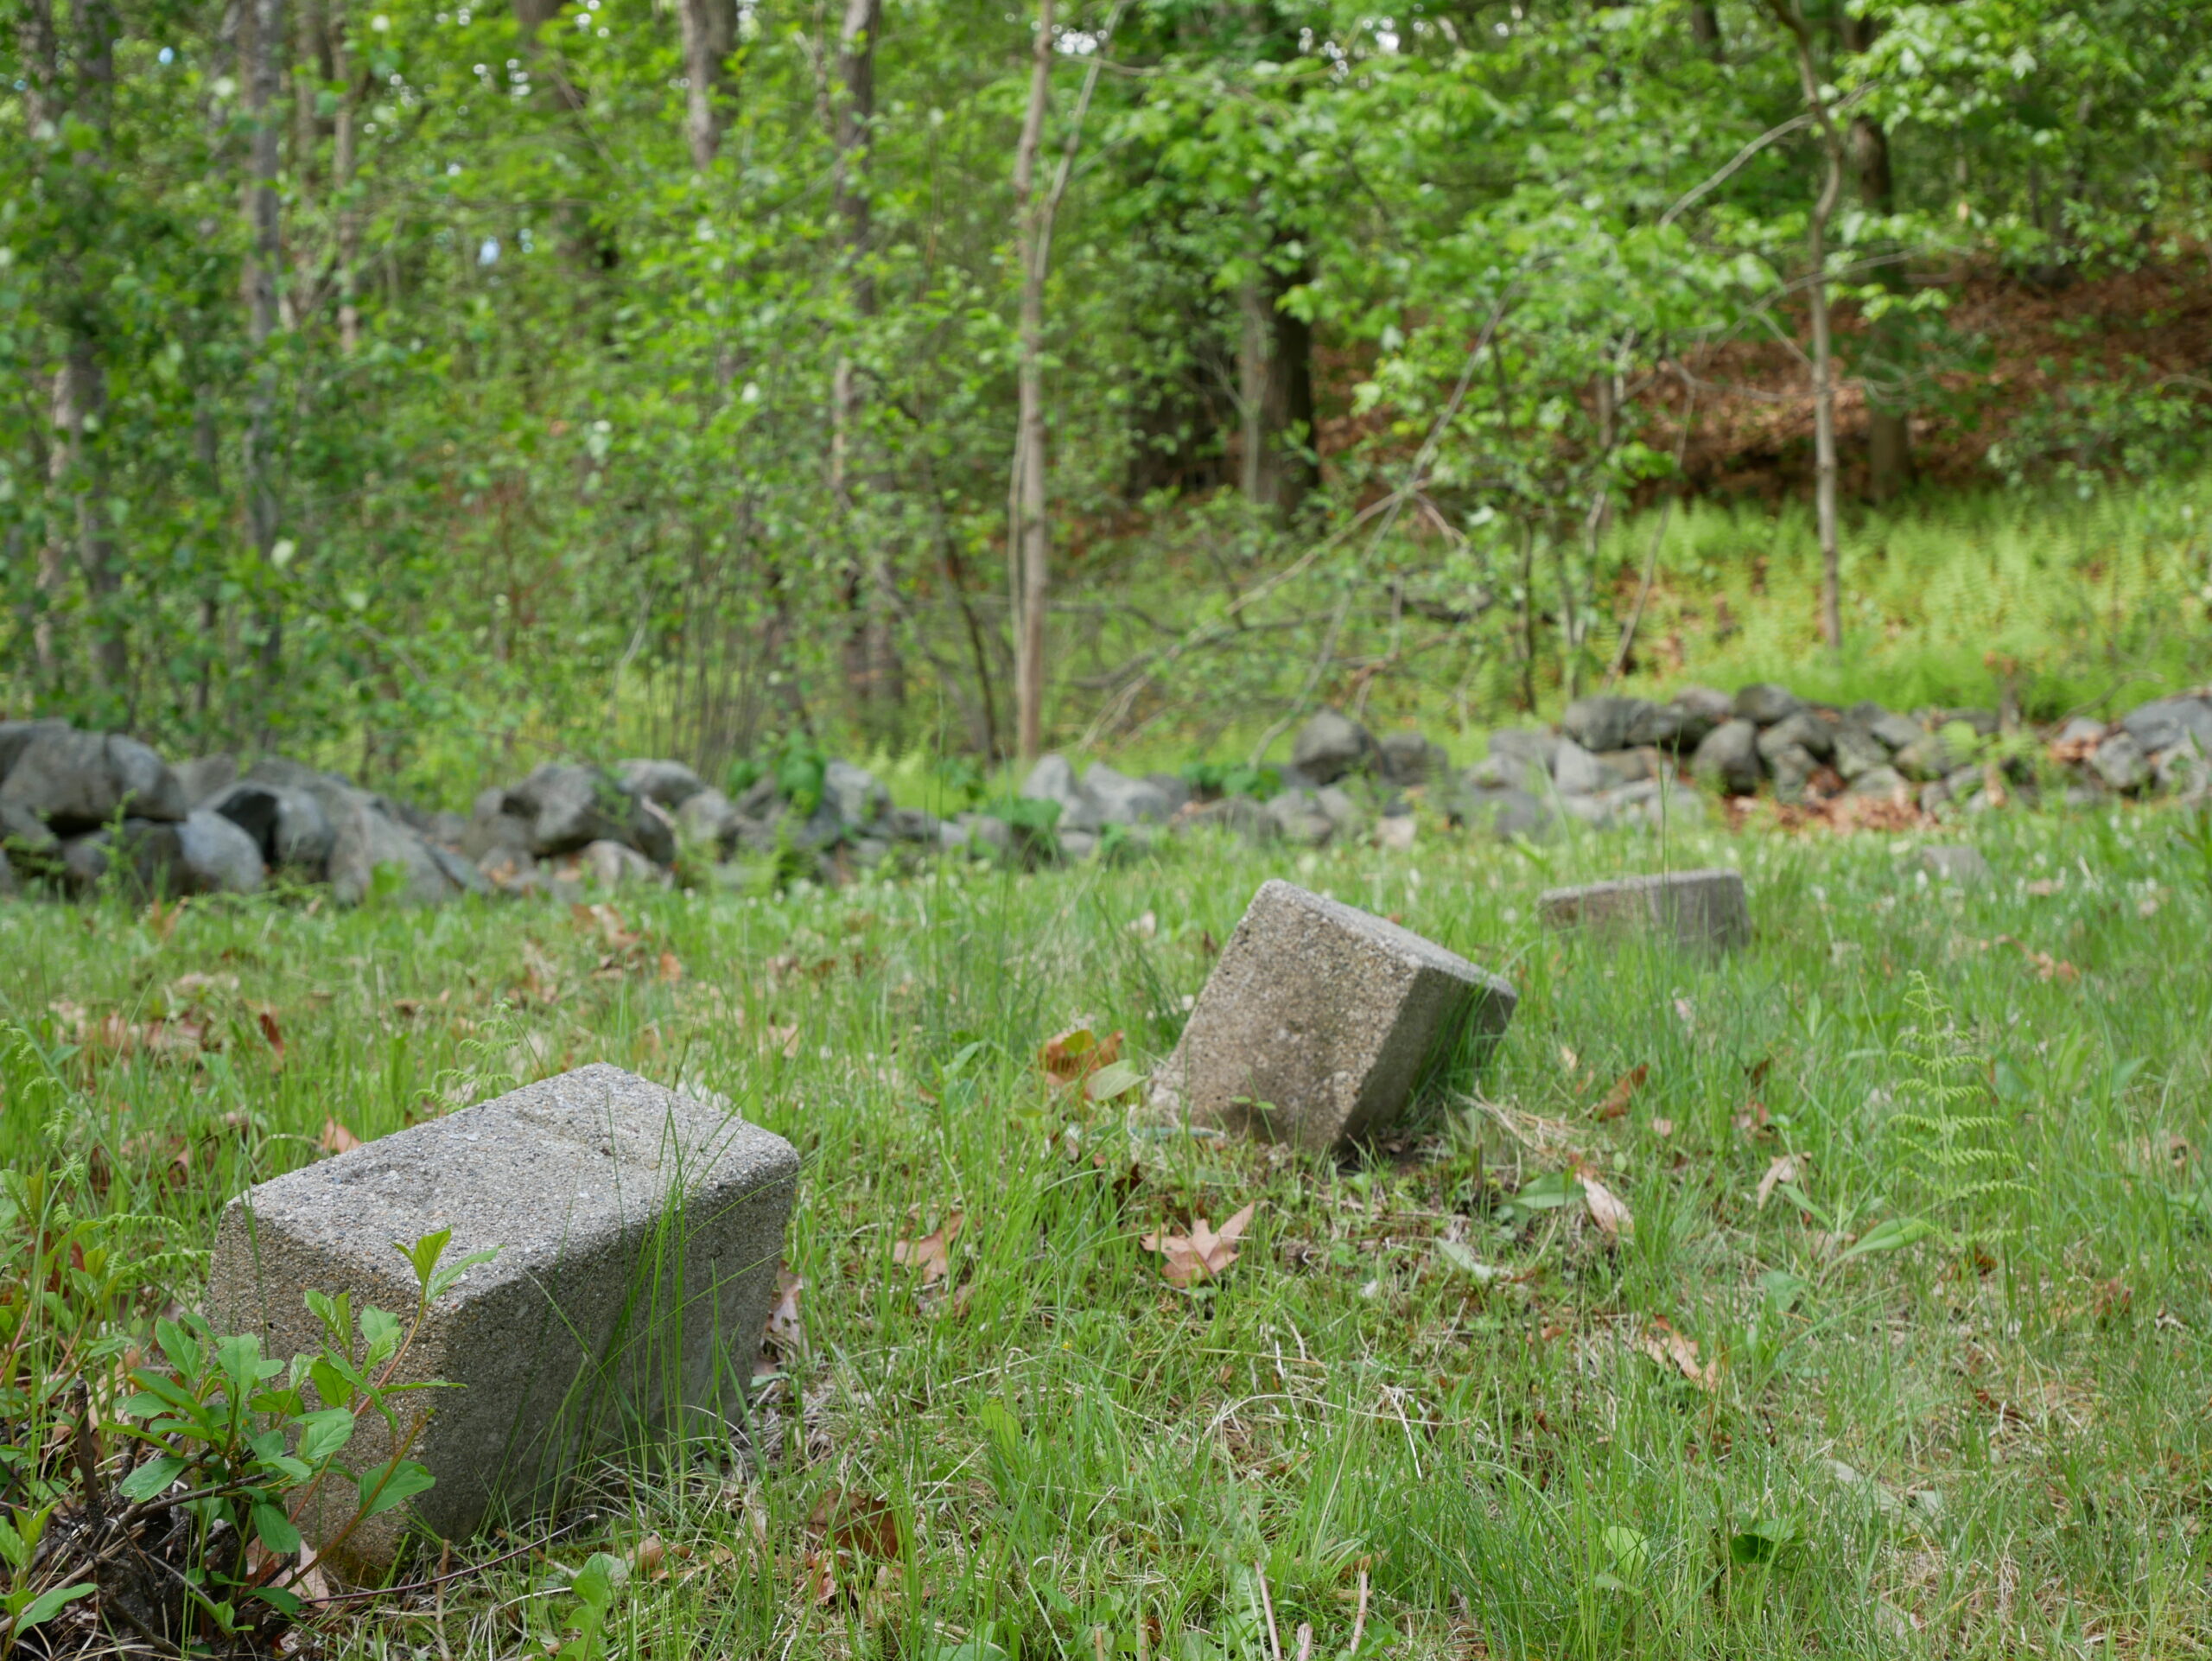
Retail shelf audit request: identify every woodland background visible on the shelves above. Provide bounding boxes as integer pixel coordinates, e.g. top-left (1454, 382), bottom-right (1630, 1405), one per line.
top-left (6, 0), bottom-right (2212, 794)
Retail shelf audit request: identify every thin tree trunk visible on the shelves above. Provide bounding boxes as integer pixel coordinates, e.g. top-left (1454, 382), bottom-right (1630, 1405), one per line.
top-left (246, 0), bottom-right (287, 693)
top-left (1689, 1), bottom-right (1722, 59)
top-left (677, 0), bottom-right (735, 169)
top-left (332, 0), bottom-right (360, 353)
top-left (1769, 0), bottom-right (1845, 650)
top-left (1237, 248), bottom-right (1319, 517)
top-left (1009, 0), bottom-right (1056, 760)
top-left (1840, 5), bottom-right (1911, 502)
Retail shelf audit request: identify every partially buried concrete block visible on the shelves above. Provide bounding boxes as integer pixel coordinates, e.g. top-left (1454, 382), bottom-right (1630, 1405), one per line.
top-left (1538, 868), bottom-right (1750, 952)
top-left (1151, 880), bottom-right (1516, 1156)
top-left (1918, 845), bottom-right (1989, 885)
top-left (206, 1064), bottom-right (798, 1567)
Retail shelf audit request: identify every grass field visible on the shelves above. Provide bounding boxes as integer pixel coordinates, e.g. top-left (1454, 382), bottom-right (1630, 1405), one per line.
top-left (7, 802), bottom-right (2212, 1659)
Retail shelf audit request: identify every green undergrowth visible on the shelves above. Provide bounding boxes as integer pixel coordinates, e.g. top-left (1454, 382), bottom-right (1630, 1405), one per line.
top-left (6, 803), bottom-right (2212, 1658)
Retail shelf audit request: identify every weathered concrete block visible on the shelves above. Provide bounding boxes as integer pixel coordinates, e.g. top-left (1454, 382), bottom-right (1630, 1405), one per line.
top-left (1150, 880), bottom-right (1516, 1156)
top-left (1919, 845), bottom-right (1989, 885)
top-left (206, 1065), bottom-right (798, 1566)
top-left (1538, 868), bottom-right (1750, 952)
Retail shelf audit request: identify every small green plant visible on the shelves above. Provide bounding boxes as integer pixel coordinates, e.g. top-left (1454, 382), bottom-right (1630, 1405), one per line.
top-left (1880, 974), bottom-right (2028, 1247)
top-left (772, 733), bottom-right (829, 818)
top-left (549, 1551), bottom-right (625, 1661)
top-left (3, 1231), bottom-right (491, 1653)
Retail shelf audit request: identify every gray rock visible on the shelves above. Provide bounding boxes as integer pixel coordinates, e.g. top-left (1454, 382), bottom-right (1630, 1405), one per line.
top-left (1606, 776), bottom-right (1707, 830)
top-left (1830, 723), bottom-right (1890, 780)
top-left (885, 806), bottom-right (942, 843)
top-left (1592, 748), bottom-right (1663, 786)
top-left (1020, 754), bottom-right (1103, 834)
top-left (1376, 732), bottom-right (1450, 788)
top-left (1942, 764), bottom-right (1989, 808)
top-left (0, 729), bottom-right (188, 832)
top-left (1626, 702), bottom-right (1697, 750)
top-left (1767, 743), bottom-right (1819, 805)
top-left (0, 719), bottom-right (73, 784)
top-left (1448, 785), bottom-right (1552, 841)
top-left (504, 764), bottom-right (672, 864)
top-left (327, 791), bottom-right (471, 906)
top-left (2090, 731), bottom-right (2149, 793)
top-left (60, 820), bottom-right (185, 894)
top-left (1692, 718), bottom-right (1763, 795)
top-left (1266, 788), bottom-right (1336, 847)
top-left (2053, 716), bottom-right (2107, 748)
top-left (1149, 880), bottom-right (1516, 1156)
top-left (1314, 786), bottom-right (1364, 836)
top-left (0, 852), bottom-right (14, 897)
top-left (1866, 710), bottom-right (1926, 753)
top-left (1552, 737), bottom-right (1607, 797)
top-left (1291, 710), bottom-right (1376, 785)
top-left (176, 809), bottom-right (267, 894)
top-left (1920, 845), bottom-right (1989, 885)
top-left (2120, 695), bottom-right (2212, 757)
top-left (734, 774), bottom-right (781, 818)
top-left (1057, 830), bottom-right (1100, 862)
top-left (1484, 729), bottom-right (1559, 791)
top-left (675, 786), bottom-right (738, 850)
top-left (582, 839), bottom-right (661, 888)
top-left (823, 759), bottom-right (889, 828)
top-left (954, 812), bottom-right (1014, 855)
top-left (213, 781), bottom-right (336, 876)
top-left (1144, 773), bottom-right (1194, 815)
top-left (204, 1064), bottom-right (798, 1568)
top-left (1083, 763), bottom-right (1173, 825)
top-left (1560, 697), bottom-right (1649, 754)
top-left (1, 799), bottom-right (60, 869)
top-left (1733, 684), bottom-right (1803, 726)
top-left (1758, 710), bottom-right (1835, 763)
top-left (1538, 868), bottom-right (1750, 953)
top-left (1847, 766), bottom-right (1910, 800)
top-left (1557, 792), bottom-right (1617, 829)
top-left (175, 754), bottom-right (239, 809)
top-left (1943, 708), bottom-right (2000, 738)
top-left (616, 759), bottom-right (707, 809)
top-left (1177, 796), bottom-right (1274, 843)
top-left (2155, 735), bottom-right (2205, 794)
top-left (1894, 731), bottom-right (1968, 782)
top-left (1671, 685), bottom-right (1735, 723)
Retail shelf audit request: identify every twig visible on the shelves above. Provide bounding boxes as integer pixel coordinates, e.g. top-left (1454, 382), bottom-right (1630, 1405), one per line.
top-left (1255, 1559), bottom-right (1283, 1661)
top-left (1349, 1564), bottom-right (1370, 1657)
top-left (302, 1520), bottom-right (585, 1610)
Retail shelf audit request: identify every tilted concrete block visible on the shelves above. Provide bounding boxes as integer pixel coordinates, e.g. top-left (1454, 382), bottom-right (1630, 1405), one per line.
top-left (1537, 867), bottom-right (1750, 952)
top-left (1151, 880), bottom-right (1516, 1156)
top-left (206, 1064), bottom-right (798, 1566)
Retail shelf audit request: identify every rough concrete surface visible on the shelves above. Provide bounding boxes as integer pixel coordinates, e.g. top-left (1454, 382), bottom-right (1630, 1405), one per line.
top-left (1538, 868), bottom-right (1751, 952)
top-left (1150, 879), bottom-right (1517, 1156)
top-left (205, 1064), bottom-right (798, 1567)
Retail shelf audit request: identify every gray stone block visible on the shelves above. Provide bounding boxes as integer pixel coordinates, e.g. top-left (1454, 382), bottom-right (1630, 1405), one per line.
top-left (1150, 880), bottom-right (1516, 1156)
top-left (1537, 868), bottom-right (1751, 952)
top-left (1291, 710), bottom-right (1376, 785)
top-left (1732, 684), bottom-right (1802, 726)
top-left (206, 1065), bottom-right (798, 1567)
top-left (1692, 718), bottom-right (1762, 795)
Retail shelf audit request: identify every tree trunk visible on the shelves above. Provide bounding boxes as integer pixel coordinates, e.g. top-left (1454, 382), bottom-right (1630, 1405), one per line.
top-left (246, 0), bottom-right (287, 688)
top-left (1689, 1), bottom-right (1722, 59)
top-left (1009, 0), bottom-right (1055, 761)
top-left (677, 0), bottom-right (736, 169)
top-left (830, 0), bottom-right (901, 741)
top-left (1840, 5), bottom-right (1912, 502)
top-left (1769, 0), bottom-right (1844, 650)
top-left (332, 0), bottom-right (360, 353)
top-left (1237, 249), bottom-right (1319, 518)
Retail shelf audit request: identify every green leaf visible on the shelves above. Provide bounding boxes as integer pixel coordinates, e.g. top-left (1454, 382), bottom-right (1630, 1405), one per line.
top-left (0, 1519), bottom-right (25, 1570)
top-left (297, 1406), bottom-right (356, 1464)
top-left (1437, 1241), bottom-right (1510, 1282)
top-left (251, 1503), bottom-right (303, 1556)
top-left (251, 1586), bottom-right (304, 1617)
top-left (1600, 1524), bottom-right (1649, 1575)
top-left (1834, 1217), bottom-right (1939, 1263)
top-left (359, 1306), bottom-right (404, 1365)
top-left (403, 1229), bottom-right (454, 1290)
top-left (1514, 1170), bottom-right (1584, 1210)
top-left (569, 1551), bottom-right (621, 1612)
top-left (427, 1246), bottom-right (499, 1301)
top-left (1083, 1060), bottom-right (1142, 1104)
top-left (117, 1455), bottom-right (188, 1501)
top-left (310, 1355), bottom-right (360, 1409)
top-left (155, 1315), bottom-right (204, 1379)
top-left (14, 1582), bottom-right (96, 1630)
top-left (1727, 1516), bottom-right (1796, 1566)
top-left (356, 1457), bottom-right (435, 1518)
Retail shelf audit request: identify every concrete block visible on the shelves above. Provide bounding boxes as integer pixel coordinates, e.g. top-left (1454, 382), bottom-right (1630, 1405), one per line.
top-left (1538, 868), bottom-right (1750, 952)
top-left (1919, 845), bottom-right (1989, 885)
top-left (1150, 880), bottom-right (1516, 1156)
top-left (206, 1064), bottom-right (798, 1567)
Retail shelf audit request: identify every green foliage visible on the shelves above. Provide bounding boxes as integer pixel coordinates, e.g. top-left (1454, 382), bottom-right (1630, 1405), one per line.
top-left (1878, 973), bottom-right (2028, 1246)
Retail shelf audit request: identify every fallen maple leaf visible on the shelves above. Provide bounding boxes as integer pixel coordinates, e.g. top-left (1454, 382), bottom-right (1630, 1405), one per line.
top-left (1640, 1317), bottom-right (1718, 1391)
top-left (1756, 1153), bottom-right (1800, 1210)
top-left (1593, 1064), bottom-right (1648, 1122)
top-left (1039, 1023), bottom-right (1122, 1085)
top-left (808, 1487), bottom-right (901, 1559)
top-left (1575, 1163), bottom-right (1633, 1241)
top-left (1141, 1201), bottom-right (1257, 1287)
top-left (893, 1212), bottom-right (964, 1286)
top-left (320, 1118), bottom-right (363, 1155)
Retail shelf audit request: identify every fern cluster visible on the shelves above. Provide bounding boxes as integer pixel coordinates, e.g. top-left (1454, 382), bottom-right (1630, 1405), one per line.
top-left (1885, 974), bottom-right (2029, 1244)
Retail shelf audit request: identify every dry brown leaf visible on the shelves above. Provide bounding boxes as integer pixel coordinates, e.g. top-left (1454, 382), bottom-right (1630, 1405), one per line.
top-left (1141, 1200), bottom-right (1257, 1288)
top-left (766, 1266), bottom-right (805, 1352)
top-left (1640, 1317), bottom-right (1719, 1391)
top-left (658, 951), bottom-right (684, 983)
top-left (1575, 1163), bottom-right (1632, 1241)
top-left (142, 898), bottom-right (184, 941)
top-left (1651, 1117), bottom-right (1675, 1138)
top-left (1733, 1100), bottom-right (1772, 1138)
top-left (765, 1023), bottom-right (802, 1060)
top-left (1593, 1064), bottom-right (1648, 1122)
top-left (1995, 934), bottom-right (2079, 983)
top-left (1756, 1153), bottom-right (1800, 1210)
top-left (808, 1487), bottom-right (901, 1559)
top-left (893, 1213), bottom-right (964, 1286)
top-left (320, 1118), bottom-right (364, 1155)
top-left (1039, 1023), bottom-right (1123, 1085)
top-left (256, 1007), bottom-right (285, 1062)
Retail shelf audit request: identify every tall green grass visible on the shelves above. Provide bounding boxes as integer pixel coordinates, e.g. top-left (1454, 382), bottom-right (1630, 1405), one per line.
top-left (6, 802), bottom-right (2212, 1656)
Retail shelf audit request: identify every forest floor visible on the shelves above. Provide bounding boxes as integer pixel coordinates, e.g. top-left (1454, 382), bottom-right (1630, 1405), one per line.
top-left (7, 801), bottom-right (2211, 1658)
